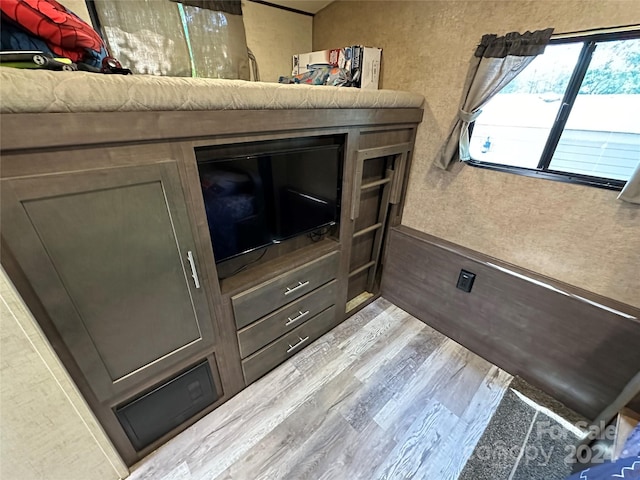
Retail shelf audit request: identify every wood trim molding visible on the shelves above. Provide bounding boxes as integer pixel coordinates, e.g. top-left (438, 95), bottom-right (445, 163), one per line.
top-left (381, 225), bottom-right (640, 420)
top-left (0, 109), bottom-right (423, 152)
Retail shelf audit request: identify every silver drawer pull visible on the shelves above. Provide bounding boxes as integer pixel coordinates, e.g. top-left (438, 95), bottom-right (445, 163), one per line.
top-left (187, 251), bottom-right (200, 289)
top-left (284, 280), bottom-right (309, 296)
top-left (286, 336), bottom-right (309, 353)
top-left (285, 310), bottom-right (310, 326)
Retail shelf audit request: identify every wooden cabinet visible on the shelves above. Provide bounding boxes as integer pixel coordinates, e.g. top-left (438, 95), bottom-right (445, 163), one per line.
top-left (0, 108), bottom-right (421, 466)
top-left (237, 280), bottom-right (337, 358)
top-left (1, 161), bottom-right (215, 402)
top-left (242, 305), bottom-right (339, 384)
top-left (345, 134), bottom-right (415, 314)
top-left (231, 251), bottom-right (339, 328)
top-left (232, 252), bottom-right (340, 384)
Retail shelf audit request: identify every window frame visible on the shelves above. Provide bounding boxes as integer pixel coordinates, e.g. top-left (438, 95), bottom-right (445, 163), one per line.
top-left (467, 29), bottom-right (640, 191)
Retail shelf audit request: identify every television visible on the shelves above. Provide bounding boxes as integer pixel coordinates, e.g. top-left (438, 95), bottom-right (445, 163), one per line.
top-left (197, 141), bottom-right (342, 263)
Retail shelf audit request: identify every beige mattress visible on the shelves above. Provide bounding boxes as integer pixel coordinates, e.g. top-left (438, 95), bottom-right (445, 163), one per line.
top-left (0, 67), bottom-right (424, 113)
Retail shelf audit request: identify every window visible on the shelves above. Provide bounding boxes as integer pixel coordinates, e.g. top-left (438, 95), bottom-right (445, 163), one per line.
top-left (469, 30), bottom-right (640, 189)
top-left (87, 0), bottom-right (250, 79)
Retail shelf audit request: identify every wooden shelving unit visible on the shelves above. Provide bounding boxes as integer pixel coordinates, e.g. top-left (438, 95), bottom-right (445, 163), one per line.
top-left (0, 107), bottom-right (421, 466)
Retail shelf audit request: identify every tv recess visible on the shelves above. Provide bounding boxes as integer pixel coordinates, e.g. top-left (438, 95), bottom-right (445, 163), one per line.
top-left (196, 137), bottom-right (343, 264)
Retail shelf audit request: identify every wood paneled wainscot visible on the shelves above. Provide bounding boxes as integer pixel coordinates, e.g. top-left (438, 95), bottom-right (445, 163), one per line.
top-left (381, 225), bottom-right (640, 420)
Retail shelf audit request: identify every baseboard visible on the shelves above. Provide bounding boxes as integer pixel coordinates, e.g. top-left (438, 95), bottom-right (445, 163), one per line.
top-left (381, 225), bottom-right (640, 420)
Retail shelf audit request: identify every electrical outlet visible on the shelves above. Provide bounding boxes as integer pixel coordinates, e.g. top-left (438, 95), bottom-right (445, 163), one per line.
top-left (456, 269), bottom-right (476, 293)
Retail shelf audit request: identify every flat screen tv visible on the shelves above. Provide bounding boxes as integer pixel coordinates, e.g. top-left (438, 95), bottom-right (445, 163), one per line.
top-left (197, 142), bottom-right (342, 263)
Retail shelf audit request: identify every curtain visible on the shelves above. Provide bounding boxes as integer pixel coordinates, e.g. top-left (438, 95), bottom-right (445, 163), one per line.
top-left (93, 0), bottom-right (249, 79)
top-left (180, 4), bottom-right (249, 79)
top-left (436, 28), bottom-right (554, 170)
top-left (618, 161), bottom-right (640, 204)
top-left (94, 0), bottom-right (192, 76)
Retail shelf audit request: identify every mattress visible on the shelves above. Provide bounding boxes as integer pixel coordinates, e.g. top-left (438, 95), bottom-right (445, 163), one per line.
top-left (0, 67), bottom-right (425, 114)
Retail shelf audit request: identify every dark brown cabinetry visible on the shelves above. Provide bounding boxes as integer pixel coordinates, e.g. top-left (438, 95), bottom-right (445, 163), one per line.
top-left (346, 133), bottom-right (415, 313)
top-left (232, 251), bottom-right (339, 328)
top-left (1, 160), bottom-right (215, 402)
top-left (233, 251), bottom-right (340, 383)
top-left (0, 108), bottom-right (421, 466)
top-left (237, 280), bottom-right (337, 358)
top-left (242, 305), bottom-right (340, 384)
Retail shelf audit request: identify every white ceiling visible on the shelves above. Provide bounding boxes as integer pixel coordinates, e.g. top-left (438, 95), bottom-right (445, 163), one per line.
top-left (264, 0), bottom-right (334, 14)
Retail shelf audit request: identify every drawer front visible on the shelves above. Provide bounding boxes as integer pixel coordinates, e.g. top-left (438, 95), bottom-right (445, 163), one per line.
top-left (242, 306), bottom-right (339, 385)
top-left (232, 251), bottom-right (339, 328)
top-left (237, 280), bottom-right (337, 359)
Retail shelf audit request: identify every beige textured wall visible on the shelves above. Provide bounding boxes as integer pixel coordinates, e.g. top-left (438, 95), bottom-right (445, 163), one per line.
top-left (314, 1), bottom-right (640, 307)
top-left (0, 269), bottom-right (128, 480)
top-left (243, 1), bottom-right (313, 82)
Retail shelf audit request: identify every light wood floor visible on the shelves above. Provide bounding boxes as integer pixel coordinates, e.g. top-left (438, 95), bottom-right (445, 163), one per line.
top-left (127, 298), bottom-right (512, 480)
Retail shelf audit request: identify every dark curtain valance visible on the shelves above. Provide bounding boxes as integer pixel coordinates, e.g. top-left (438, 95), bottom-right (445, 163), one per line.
top-left (475, 28), bottom-right (554, 58)
top-left (169, 0), bottom-right (242, 15)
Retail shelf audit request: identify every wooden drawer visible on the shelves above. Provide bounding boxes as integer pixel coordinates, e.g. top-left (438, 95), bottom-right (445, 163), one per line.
top-left (242, 306), bottom-right (339, 385)
top-left (237, 280), bottom-right (337, 359)
top-left (232, 251), bottom-right (339, 329)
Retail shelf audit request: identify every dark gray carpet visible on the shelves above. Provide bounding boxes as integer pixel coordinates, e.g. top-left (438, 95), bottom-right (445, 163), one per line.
top-left (460, 377), bottom-right (586, 480)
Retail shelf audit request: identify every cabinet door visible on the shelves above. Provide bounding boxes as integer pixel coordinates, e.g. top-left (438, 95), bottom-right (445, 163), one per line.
top-left (347, 142), bottom-right (411, 313)
top-left (1, 161), bottom-right (215, 402)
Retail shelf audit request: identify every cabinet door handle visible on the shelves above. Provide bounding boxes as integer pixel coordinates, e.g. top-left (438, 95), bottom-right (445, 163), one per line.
top-left (187, 251), bottom-right (201, 289)
top-left (285, 310), bottom-right (310, 326)
top-left (284, 280), bottom-right (309, 296)
top-left (286, 335), bottom-right (309, 353)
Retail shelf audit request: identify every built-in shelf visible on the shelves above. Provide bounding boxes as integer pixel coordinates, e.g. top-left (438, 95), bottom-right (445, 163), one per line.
top-left (360, 177), bottom-right (391, 190)
top-left (219, 238), bottom-right (339, 297)
top-left (349, 261), bottom-right (376, 278)
top-left (353, 223), bottom-right (383, 238)
top-left (346, 291), bottom-right (374, 313)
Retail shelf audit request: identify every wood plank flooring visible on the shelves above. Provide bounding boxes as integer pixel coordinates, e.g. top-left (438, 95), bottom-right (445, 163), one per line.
top-left (127, 298), bottom-right (512, 480)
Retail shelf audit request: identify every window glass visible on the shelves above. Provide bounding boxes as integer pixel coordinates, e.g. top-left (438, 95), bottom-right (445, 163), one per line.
top-left (548, 39), bottom-right (640, 181)
top-left (92, 0), bottom-right (192, 76)
top-left (469, 43), bottom-right (582, 168)
top-left (468, 32), bottom-right (640, 187)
